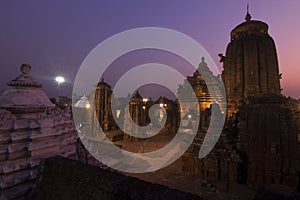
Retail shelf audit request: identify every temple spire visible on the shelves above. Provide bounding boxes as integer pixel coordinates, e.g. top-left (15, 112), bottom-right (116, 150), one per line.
top-left (201, 56), bottom-right (205, 63)
top-left (245, 3), bottom-right (252, 22)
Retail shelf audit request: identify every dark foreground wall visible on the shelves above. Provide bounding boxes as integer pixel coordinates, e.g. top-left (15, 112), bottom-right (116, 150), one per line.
top-left (32, 157), bottom-right (204, 200)
top-left (254, 184), bottom-right (300, 200)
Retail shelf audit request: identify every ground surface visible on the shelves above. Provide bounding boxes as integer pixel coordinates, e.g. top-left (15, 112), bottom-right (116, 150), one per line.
top-left (114, 132), bottom-right (255, 200)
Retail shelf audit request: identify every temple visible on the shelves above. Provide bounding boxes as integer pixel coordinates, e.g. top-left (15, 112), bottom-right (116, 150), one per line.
top-left (0, 7), bottom-right (299, 200)
top-left (221, 9), bottom-right (282, 116)
top-left (0, 65), bottom-right (78, 199)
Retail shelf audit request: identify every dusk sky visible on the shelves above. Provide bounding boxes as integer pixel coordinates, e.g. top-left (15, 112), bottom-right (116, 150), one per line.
top-left (0, 1), bottom-right (299, 99)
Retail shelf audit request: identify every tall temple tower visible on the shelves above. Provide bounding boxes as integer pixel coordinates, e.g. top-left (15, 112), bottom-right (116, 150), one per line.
top-left (94, 79), bottom-right (113, 131)
top-left (221, 7), bottom-right (281, 116)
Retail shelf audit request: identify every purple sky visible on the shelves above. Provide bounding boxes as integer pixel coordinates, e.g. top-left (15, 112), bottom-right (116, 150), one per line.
top-left (0, 1), bottom-right (299, 99)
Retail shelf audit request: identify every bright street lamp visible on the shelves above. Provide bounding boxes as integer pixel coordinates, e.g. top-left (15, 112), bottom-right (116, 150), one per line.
top-left (55, 76), bottom-right (65, 96)
top-left (55, 76), bottom-right (65, 84)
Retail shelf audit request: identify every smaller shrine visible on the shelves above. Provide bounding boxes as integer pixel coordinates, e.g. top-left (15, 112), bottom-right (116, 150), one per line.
top-left (0, 64), bottom-right (78, 199)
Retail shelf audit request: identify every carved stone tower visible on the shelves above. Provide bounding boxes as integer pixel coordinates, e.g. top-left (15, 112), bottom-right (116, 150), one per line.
top-left (95, 79), bottom-right (113, 131)
top-left (221, 9), bottom-right (281, 116)
top-left (124, 91), bottom-right (145, 141)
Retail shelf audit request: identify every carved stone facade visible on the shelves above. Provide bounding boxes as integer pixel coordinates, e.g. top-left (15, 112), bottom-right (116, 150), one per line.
top-left (183, 129), bottom-right (241, 184)
top-left (0, 65), bottom-right (78, 199)
top-left (220, 12), bottom-right (300, 190)
top-left (182, 11), bottom-right (300, 192)
top-left (123, 92), bottom-right (180, 141)
top-left (221, 11), bottom-right (282, 116)
top-left (237, 94), bottom-right (300, 189)
top-left (153, 96), bottom-right (180, 135)
top-left (94, 79), bottom-right (114, 131)
top-left (178, 57), bottom-right (224, 116)
top-left (123, 91), bottom-right (146, 141)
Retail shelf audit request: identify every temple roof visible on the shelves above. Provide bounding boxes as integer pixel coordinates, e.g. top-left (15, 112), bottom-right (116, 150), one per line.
top-left (132, 90), bottom-right (142, 99)
top-left (74, 95), bottom-right (90, 108)
top-left (7, 64), bottom-right (42, 88)
top-left (0, 64), bottom-right (54, 112)
top-left (198, 57), bottom-right (210, 71)
top-left (97, 78), bottom-right (111, 89)
top-left (230, 9), bottom-right (268, 39)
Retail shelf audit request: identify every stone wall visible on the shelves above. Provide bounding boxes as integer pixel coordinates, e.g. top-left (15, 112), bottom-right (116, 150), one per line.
top-left (0, 107), bottom-right (78, 199)
top-left (32, 156), bottom-right (204, 200)
top-left (237, 93), bottom-right (300, 189)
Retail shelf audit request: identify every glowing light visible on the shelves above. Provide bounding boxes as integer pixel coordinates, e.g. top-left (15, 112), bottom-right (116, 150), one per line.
top-left (142, 98), bottom-right (148, 103)
top-left (159, 110), bottom-right (164, 120)
top-left (159, 103), bottom-right (164, 108)
top-left (142, 106), bottom-right (146, 109)
top-left (85, 103), bottom-right (91, 109)
top-left (188, 114), bottom-right (192, 119)
top-left (55, 76), bottom-right (65, 84)
top-left (116, 110), bottom-right (121, 118)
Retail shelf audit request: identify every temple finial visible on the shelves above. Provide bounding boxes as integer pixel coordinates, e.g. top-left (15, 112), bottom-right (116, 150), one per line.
top-left (7, 64), bottom-right (42, 88)
top-left (201, 56), bottom-right (205, 62)
top-left (245, 3), bottom-right (251, 22)
top-left (20, 64), bottom-right (31, 76)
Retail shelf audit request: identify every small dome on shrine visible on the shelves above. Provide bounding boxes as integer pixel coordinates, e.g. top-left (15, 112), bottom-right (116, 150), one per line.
top-left (0, 64), bottom-right (54, 113)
